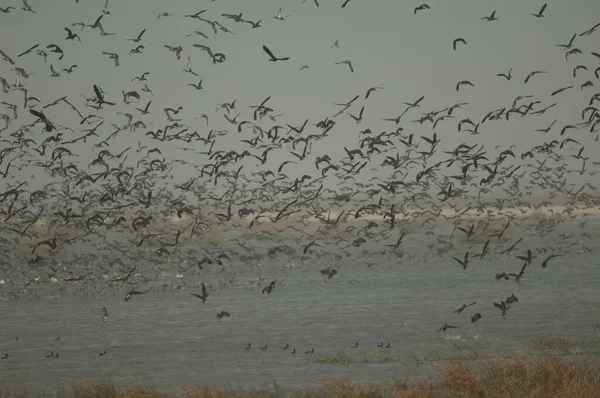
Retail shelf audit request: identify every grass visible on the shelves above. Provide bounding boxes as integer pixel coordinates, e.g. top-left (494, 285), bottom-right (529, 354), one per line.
top-left (3, 356), bottom-right (599, 398)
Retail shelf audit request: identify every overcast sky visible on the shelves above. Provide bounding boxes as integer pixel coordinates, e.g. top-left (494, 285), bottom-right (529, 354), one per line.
top-left (1, 0), bottom-right (599, 199)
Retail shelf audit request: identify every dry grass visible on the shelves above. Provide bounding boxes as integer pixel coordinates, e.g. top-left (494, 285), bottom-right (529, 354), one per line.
top-left (2, 356), bottom-right (599, 398)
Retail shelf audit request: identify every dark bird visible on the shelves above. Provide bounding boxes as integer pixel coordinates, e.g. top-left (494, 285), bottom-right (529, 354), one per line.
top-left (456, 80), bottom-right (474, 92)
top-left (124, 290), bottom-right (144, 301)
top-left (496, 67), bottom-right (513, 80)
top-left (64, 27), bottom-right (81, 41)
top-left (262, 280), bottom-right (276, 294)
top-left (216, 311), bottom-right (230, 320)
top-left (525, 70), bottom-right (547, 84)
top-left (215, 253), bottom-right (230, 265)
top-left (453, 301), bottom-right (477, 314)
top-left (439, 323), bottom-right (458, 332)
top-left (29, 109), bottom-right (54, 132)
top-left (530, 3), bottom-right (547, 18)
top-left (190, 283), bottom-right (209, 303)
top-left (541, 254), bottom-right (562, 268)
top-left (127, 28), bottom-right (146, 42)
top-left (365, 86), bottom-right (383, 99)
top-left (452, 252), bottom-right (469, 269)
top-left (453, 38), bottom-right (466, 51)
top-left (414, 4), bottom-right (430, 14)
top-left (335, 60), bottom-right (354, 73)
top-left (262, 45), bottom-right (290, 62)
top-left (481, 11), bottom-right (497, 21)
top-left (321, 267), bottom-right (338, 279)
top-left (471, 313), bottom-right (482, 323)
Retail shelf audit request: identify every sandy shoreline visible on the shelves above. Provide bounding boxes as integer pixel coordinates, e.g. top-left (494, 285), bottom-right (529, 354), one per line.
top-left (2, 203), bottom-right (598, 240)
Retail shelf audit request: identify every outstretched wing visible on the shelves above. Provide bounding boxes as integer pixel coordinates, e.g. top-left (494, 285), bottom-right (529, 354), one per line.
top-left (29, 109), bottom-right (44, 119)
top-left (262, 45), bottom-right (276, 59)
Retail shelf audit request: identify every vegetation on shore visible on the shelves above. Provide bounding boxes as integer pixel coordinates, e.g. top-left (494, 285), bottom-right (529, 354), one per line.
top-left (2, 356), bottom-right (599, 398)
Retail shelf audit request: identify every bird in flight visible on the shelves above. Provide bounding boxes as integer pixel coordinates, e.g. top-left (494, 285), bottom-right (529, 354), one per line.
top-left (273, 7), bottom-right (289, 20)
top-left (530, 3), bottom-right (547, 18)
top-left (453, 38), bottom-right (466, 51)
top-left (335, 60), bottom-right (354, 73)
top-left (414, 4), bottom-right (430, 14)
top-left (262, 45), bottom-right (290, 62)
top-left (481, 11), bottom-right (497, 21)
top-left (497, 67), bottom-right (514, 80)
top-left (456, 80), bottom-right (474, 92)
top-left (101, 52), bottom-right (119, 67)
top-left (190, 283), bottom-right (209, 304)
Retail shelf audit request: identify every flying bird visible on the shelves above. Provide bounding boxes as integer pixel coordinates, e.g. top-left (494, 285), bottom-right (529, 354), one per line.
top-left (101, 51), bottom-right (119, 67)
top-left (530, 3), bottom-right (547, 18)
top-left (262, 45), bottom-right (290, 62)
top-left (335, 60), bottom-right (354, 73)
top-left (414, 4), bottom-right (430, 14)
top-left (456, 80), bottom-right (474, 92)
top-left (481, 11), bottom-right (497, 21)
top-left (190, 283), bottom-right (209, 304)
top-left (453, 38), bottom-right (466, 51)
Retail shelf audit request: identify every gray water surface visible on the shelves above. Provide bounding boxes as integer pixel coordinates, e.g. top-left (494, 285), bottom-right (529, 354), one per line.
top-left (1, 220), bottom-right (599, 392)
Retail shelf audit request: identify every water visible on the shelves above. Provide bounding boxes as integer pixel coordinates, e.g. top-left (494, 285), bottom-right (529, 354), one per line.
top-left (0, 218), bottom-right (599, 392)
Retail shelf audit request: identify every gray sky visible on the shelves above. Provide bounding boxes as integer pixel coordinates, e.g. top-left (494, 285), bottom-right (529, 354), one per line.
top-left (1, 0), bottom-right (599, 202)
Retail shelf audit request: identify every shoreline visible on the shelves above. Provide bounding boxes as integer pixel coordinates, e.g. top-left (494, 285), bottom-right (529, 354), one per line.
top-left (0, 354), bottom-right (598, 397)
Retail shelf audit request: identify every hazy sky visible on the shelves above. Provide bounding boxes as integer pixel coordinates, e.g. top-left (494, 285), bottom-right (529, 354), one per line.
top-left (1, 0), bottom-right (599, 199)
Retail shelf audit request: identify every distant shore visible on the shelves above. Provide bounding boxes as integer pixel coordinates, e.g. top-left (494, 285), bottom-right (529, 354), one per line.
top-left (2, 203), bottom-right (597, 240)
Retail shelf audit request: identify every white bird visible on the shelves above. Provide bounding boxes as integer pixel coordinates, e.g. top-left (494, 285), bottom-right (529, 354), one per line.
top-left (273, 7), bottom-right (289, 20)
top-left (183, 56), bottom-right (199, 76)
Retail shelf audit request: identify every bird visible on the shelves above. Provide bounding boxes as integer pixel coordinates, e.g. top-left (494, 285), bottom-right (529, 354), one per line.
top-left (453, 302), bottom-right (477, 314)
top-left (190, 283), bottom-right (209, 303)
top-left (439, 323), bottom-right (458, 332)
top-left (335, 60), bottom-right (354, 73)
top-left (481, 11), bottom-right (497, 21)
top-left (414, 4), bottom-right (430, 14)
top-left (216, 311), bottom-right (230, 320)
top-left (262, 280), bottom-right (276, 294)
top-left (124, 291), bottom-right (144, 301)
top-left (541, 254), bottom-right (562, 268)
top-left (321, 267), bottom-right (338, 279)
top-left (530, 3), bottom-right (547, 18)
top-left (262, 45), bottom-right (290, 62)
top-left (101, 52), bottom-right (119, 67)
top-left (126, 29), bottom-right (146, 42)
top-left (524, 70), bottom-right (547, 83)
top-left (214, 253), bottom-right (230, 265)
top-left (188, 80), bottom-right (203, 90)
top-left (273, 7), bottom-right (288, 20)
top-left (456, 81), bottom-right (474, 92)
top-left (453, 38), bottom-right (467, 51)
top-left (452, 252), bottom-right (469, 269)
top-left (497, 67), bottom-right (513, 80)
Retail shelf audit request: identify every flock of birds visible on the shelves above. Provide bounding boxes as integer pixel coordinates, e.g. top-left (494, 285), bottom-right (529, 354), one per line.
top-left (1, 0), bottom-right (600, 372)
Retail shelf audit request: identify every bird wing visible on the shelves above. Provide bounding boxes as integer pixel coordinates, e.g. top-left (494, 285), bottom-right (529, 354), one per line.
top-left (262, 45), bottom-right (276, 59)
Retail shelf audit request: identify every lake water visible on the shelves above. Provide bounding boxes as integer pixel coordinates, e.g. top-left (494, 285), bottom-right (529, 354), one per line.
top-left (1, 217), bottom-right (599, 393)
